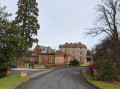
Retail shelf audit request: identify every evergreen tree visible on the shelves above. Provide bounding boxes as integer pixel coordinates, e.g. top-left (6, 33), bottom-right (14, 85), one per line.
top-left (0, 5), bottom-right (23, 77)
top-left (15, 0), bottom-right (40, 48)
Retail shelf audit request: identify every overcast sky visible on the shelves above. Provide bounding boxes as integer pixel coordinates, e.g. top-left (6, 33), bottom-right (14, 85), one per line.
top-left (0, 0), bottom-right (104, 50)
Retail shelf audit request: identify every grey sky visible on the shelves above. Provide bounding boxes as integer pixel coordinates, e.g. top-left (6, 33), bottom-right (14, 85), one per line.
top-left (0, 0), bottom-right (104, 50)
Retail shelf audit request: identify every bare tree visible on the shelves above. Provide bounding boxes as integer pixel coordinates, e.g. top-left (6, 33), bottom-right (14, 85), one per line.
top-left (87, 0), bottom-right (120, 76)
top-left (86, 0), bottom-right (120, 41)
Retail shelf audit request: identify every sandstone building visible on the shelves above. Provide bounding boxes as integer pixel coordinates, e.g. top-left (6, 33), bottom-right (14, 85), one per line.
top-left (59, 42), bottom-right (87, 63)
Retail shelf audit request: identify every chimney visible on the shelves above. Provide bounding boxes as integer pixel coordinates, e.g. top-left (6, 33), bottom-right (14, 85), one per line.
top-left (78, 42), bottom-right (82, 46)
top-left (70, 43), bottom-right (73, 47)
top-left (47, 47), bottom-right (50, 53)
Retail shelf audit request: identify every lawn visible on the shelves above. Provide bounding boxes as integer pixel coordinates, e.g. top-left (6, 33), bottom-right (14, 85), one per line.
top-left (82, 73), bottom-right (120, 89)
top-left (80, 63), bottom-right (91, 67)
top-left (0, 74), bottom-right (29, 89)
top-left (17, 63), bottom-right (29, 68)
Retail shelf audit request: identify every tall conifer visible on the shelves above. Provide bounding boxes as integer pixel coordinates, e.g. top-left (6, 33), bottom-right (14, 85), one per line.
top-left (15, 0), bottom-right (40, 48)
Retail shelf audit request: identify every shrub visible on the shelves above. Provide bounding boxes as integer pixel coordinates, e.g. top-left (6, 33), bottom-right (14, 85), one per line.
top-left (69, 59), bottom-right (79, 66)
top-left (0, 68), bottom-right (7, 78)
top-left (100, 61), bottom-right (116, 81)
top-left (95, 60), bottom-right (116, 81)
top-left (88, 62), bottom-right (97, 76)
top-left (116, 75), bottom-right (120, 81)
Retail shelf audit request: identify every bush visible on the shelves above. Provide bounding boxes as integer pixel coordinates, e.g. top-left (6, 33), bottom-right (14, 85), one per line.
top-left (0, 68), bottom-right (7, 78)
top-left (69, 59), bottom-right (79, 66)
top-left (88, 62), bottom-right (97, 76)
top-left (91, 60), bottom-right (117, 81)
top-left (116, 75), bottom-right (120, 81)
top-left (0, 62), bottom-right (11, 78)
top-left (99, 61), bottom-right (116, 81)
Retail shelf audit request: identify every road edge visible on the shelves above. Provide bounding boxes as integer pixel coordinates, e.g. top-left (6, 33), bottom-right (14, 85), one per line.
top-left (80, 71), bottom-right (101, 89)
top-left (10, 69), bottom-right (56, 89)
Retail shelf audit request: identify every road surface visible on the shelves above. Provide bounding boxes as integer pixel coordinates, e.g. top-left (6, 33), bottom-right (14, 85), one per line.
top-left (17, 67), bottom-right (95, 89)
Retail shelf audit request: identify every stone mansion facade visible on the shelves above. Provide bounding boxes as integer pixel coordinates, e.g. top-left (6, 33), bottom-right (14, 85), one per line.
top-left (59, 42), bottom-right (87, 63)
top-left (29, 42), bottom-right (87, 65)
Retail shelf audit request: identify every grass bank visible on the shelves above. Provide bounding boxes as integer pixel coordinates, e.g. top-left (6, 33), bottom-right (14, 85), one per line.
top-left (0, 74), bottom-right (29, 89)
top-left (80, 63), bottom-right (91, 67)
top-left (82, 73), bottom-right (120, 89)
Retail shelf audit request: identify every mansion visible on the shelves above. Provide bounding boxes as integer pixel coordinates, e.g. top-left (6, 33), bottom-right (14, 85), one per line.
top-left (59, 42), bottom-right (87, 63)
top-left (29, 42), bottom-right (87, 65)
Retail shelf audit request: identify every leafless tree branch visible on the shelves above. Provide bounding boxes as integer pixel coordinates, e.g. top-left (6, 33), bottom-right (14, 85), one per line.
top-left (86, 0), bottom-right (119, 40)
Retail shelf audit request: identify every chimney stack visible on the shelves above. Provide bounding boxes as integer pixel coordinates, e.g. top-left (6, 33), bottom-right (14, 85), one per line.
top-left (47, 47), bottom-right (50, 53)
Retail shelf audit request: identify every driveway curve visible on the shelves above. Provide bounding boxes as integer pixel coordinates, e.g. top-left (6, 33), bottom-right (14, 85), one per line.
top-left (17, 67), bottom-right (95, 89)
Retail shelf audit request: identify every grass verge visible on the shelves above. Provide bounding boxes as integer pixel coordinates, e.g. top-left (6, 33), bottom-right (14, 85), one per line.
top-left (82, 73), bottom-right (120, 89)
top-left (80, 63), bottom-right (91, 67)
top-left (0, 74), bottom-right (29, 89)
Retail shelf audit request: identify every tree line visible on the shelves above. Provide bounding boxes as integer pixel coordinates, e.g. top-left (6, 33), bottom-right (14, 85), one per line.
top-left (87, 0), bottom-right (120, 81)
top-left (0, 0), bottom-right (40, 77)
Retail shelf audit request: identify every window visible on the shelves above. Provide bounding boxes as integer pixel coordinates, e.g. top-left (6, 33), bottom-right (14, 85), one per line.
top-left (67, 51), bottom-right (69, 54)
top-left (51, 58), bottom-right (53, 63)
top-left (80, 58), bottom-right (82, 62)
top-left (73, 51), bottom-right (75, 55)
top-left (80, 52), bottom-right (82, 55)
top-left (61, 58), bottom-right (63, 62)
top-left (31, 59), bottom-right (33, 62)
top-left (41, 57), bottom-right (42, 62)
top-left (80, 47), bottom-right (82, 50)
top-left (35, 58), bottom-right (38, 62)
top-left (39, 57), bottom-right (42, 62)
top-left (32, 58), bottom-right (35, 62)
top-left (32, 53), bottom-right (38, 56)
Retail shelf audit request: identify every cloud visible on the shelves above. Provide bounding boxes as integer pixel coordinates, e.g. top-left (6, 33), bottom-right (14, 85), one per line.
top-left (0, 0), bottom-right (103, 50)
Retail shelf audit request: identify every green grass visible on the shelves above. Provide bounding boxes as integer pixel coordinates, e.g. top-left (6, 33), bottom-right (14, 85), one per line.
top-left (24, 63), bottom-right (29, 68)
top-left (17, 64), bottom-right (21, 68)
top-left (82, 73), bottom-right (120, 89)
top-left (35, 64), bottom-right (45, 68)
top-left (0, 74), bottom-right (29, 89)
top-left (47, 66), bottom-right (62, 69)
top-left (17, 63), bottom-right (29, 68)
top-left (80, 63), bottom-right (91, 67)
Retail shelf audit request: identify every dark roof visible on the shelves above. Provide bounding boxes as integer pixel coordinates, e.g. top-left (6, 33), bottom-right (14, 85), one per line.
top-left (38, 45), bottom-right (55, 54)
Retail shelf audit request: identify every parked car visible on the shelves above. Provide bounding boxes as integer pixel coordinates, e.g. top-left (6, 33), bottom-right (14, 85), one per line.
top-left (8, 62), bottom-right (17, 68)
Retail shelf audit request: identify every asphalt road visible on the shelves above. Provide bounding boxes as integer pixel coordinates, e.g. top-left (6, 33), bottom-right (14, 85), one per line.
top-left (17, 67), bottom-right (95, 89)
